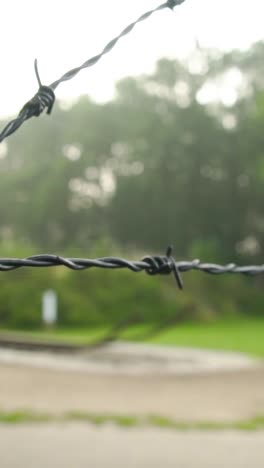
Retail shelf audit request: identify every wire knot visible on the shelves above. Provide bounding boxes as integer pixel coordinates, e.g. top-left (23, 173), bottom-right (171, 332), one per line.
top-left (142, 246), bottom-right (183, 290)
top-left (19, 85), bottom-right (55, 118)
top-left (166, 0), bottom-right (186, 10)
top-left (19, 59), bottom-right (55, 118)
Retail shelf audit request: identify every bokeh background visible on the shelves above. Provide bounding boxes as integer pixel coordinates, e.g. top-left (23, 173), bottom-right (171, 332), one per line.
top-left (1, 2), bottom-right (264, 467)
top-left (0, 0), bottom-right (264, 339)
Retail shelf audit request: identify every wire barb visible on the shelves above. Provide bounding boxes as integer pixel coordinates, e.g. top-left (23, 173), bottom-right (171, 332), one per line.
top-left (19, 86), bottom-right (55, 118)
top-left (34, 59), bottom-right (42, 88)
top-left (18, 60), bottom-right (55, 118)
top-left (0, 70), bottom-right (55, 143)
top-left (0, 0), bottom-right (187, 143)
top-left (142, 246), bottom-right (183, 290)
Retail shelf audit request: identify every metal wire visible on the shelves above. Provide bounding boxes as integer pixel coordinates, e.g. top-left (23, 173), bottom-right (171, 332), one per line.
top-left (0, 0), bottom-right (186, 143)
top-left (0, 246), bottom-right (264, 291)
top-left (1, 0), bottom-right (262, 292)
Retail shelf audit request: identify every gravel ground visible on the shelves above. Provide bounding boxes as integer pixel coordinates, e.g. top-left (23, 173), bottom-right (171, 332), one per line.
top-left (1, 423), bottom-right (264, 468)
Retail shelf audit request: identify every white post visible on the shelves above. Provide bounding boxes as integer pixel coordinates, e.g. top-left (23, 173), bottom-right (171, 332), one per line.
top-left (42, 290), bottom-right (58, 328)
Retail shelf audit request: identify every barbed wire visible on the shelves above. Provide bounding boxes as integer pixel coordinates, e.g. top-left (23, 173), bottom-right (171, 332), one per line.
top-left (1, 246), bottom-right (264, 291)
top-left (0, 0), bottom-right (263, 293)
top-left (0, 0), bottom-right (186, 144)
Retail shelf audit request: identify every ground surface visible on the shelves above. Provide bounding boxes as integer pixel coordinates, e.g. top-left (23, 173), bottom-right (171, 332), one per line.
top-left (1, 344), bottom-right (264, 468)
top-left (1, 423), bottom-right (264, 468)
top-left (0, 359), bottom-right (264, 421)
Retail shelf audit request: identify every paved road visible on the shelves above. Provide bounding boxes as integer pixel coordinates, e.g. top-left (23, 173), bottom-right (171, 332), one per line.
top-left (1, 346), bottom-right (263, 468)
top-left (1, 423), bottom-right (264, 468)
top-left (1, 362), bottom-right (264, 421)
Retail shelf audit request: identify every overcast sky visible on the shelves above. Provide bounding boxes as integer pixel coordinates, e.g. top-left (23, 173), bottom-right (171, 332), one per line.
top-left (1, 0), bottom-right (264, 118)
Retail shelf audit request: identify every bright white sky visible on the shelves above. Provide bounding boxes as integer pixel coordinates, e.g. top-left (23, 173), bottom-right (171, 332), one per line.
top-left (0, 0), bottom-right (264, 118)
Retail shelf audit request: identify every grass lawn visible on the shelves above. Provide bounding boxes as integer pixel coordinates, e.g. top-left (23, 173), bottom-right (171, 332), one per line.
top-left (145, 319), bottom-right (264, 357)
top-left (1, 317), bottom-right (264, 357)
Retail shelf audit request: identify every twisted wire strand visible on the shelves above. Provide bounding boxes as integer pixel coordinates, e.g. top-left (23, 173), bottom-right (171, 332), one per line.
top-left (50, 0), bottom-right (185, 90)
top-left (0, 248), bottom-right (263, 291)
top-left (0, 0), bottom-right (186, 143)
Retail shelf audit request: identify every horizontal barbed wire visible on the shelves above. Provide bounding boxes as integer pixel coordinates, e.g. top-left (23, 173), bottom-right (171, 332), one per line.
top-left (0, 246), bottom-right (264, 291)
top-left (0, 0), bottom-right (186, 144)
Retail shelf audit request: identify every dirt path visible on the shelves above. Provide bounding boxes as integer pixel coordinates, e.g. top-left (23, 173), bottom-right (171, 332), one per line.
top-left (1, 362), bottom-right (264, 421)
top-left (1, 423), bottom-right (264, 468)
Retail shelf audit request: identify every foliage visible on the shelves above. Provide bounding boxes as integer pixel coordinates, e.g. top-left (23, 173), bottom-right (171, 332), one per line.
top-left (1, 44), bottom-right (264, 327)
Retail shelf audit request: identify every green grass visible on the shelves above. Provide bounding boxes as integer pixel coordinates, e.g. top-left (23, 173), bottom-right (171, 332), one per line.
top-left (0, 410), bottom-right (51, 424)
top-left (66, 411), bottom-right (138, 427)
top-left (143, 318), bottom-right (264, 357)
top-left (1, 317), bottom-right (264, 357)
top-left (0, 327), bottom-right (110, 346)
top-left (1, 410), bottom-right (264, 431)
